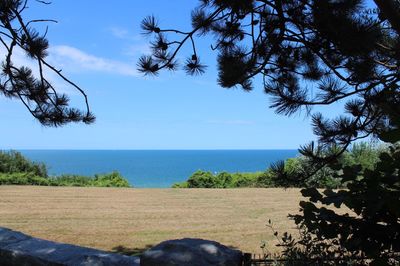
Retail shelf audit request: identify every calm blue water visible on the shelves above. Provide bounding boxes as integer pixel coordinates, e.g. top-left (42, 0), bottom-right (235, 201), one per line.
top-left (19, 150), bottom-right (298, 188)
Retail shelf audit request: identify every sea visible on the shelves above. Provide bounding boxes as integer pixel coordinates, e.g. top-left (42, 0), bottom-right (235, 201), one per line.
top-left (19, 150), bottom-right (298, 188)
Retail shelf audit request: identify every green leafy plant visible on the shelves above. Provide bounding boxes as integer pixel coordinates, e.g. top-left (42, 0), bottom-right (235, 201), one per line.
top-left (0, 151), bottom-right (131, 188)
top-left (93, 171), bottom-right (131, 187)
top-left (0, 151), bottom-right (47, 177)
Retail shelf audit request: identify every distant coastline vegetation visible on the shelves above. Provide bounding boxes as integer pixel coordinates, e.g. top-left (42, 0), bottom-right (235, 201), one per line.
top-left (0, 151), bottom-right (130, 187)
top-left (173, 142), bottom-right (386, 189)
top-left (0, 142), bottom-right (384, 189)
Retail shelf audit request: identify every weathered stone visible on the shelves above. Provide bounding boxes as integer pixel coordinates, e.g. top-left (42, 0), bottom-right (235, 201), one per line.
top-left (0, 227), bottom-right (140, 266)
top-left (0, 227), bottom-right (31, 248)
top-left (141, 238), bottom-right (243, 266)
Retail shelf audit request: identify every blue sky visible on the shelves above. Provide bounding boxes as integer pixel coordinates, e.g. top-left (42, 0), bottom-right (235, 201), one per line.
top-left (0, 0), bottom-right (346, 150)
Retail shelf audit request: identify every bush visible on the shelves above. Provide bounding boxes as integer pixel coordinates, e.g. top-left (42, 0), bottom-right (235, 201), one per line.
top-left (286, 144), bottom-right (400, 264)
top-left (187, 170), bottom-right (217, 188)
top-left (0, 151), bottom-right (131, 187)
top-left (262, 142), bottom-right (397, 264)
top-left (176, 142), bottom-right (385, 189)
top-left (0, 171), bottom-right (131, 187)
top-left (230, 173), bottom-right (258, 187)
top-left (0, 172), bottom-right (50, 186)
top-left (341, 142), bottom-right (384, 171)
top-left (215, 172), bottom-right (233, 188)
top-left (256, 170), bottom-right (275, 187)
top-left (0, 151), bottom-right (47, 177)
top-left (52, 174), bottom-right (93, 186)
top-left (174, 170), bottom-right (263, 188)
top-left (93, 171), bottom-right (131, 187)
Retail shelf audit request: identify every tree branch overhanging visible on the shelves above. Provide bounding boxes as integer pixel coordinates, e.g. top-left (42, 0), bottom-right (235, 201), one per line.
top-left (138, 0), bottom-right (399, 158)
top-left (0, 0), bottom-right (94, 126)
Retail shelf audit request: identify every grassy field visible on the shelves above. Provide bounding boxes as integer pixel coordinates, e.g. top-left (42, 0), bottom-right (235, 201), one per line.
top-left (0, 186), bottom-right (305, 255)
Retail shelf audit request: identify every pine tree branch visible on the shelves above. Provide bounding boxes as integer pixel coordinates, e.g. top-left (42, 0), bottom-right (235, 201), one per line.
top-left (374, 0), bottom-right (400, 35)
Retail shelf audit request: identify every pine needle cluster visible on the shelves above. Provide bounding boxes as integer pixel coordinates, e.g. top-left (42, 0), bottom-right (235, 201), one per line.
top-left (0, 0), bottom-right (94, 126)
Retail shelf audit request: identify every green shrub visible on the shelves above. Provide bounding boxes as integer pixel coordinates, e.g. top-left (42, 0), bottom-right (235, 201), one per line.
top-left (256, 170), bottom-right (275, 187)
top-left (0, 172), bottom-right (49, 186)
top-left (289, 144), bottom-right (400, 264)
top-left (0, 171), bottom-right (131, 187)
top-left (176, 143), bottom-right (385, 189)
top-left (187, 170), bottom-right (216, 188)
top-left (176, 170), bottom-right (263, 188)
top-left (50, 172), bottom-right (130, 187)
top-left (93, 171), bottom-right (131, 187)
top-left (231, 173), bottom-right (258, 187)
top-left (172, 181), bottom-right (189, 188)
top-left (215, 172), bottom-right (233, 188)
top-left (52, 174), bottom-right (93, 186)
top-left (341, 142), bottom-right (385, 171)
top-left (0, 151), bottom-right (47, 177)
top-left (0, 150), bottom-right (131, 187)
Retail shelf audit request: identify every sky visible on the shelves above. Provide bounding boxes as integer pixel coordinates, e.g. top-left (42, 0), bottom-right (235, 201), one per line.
top-left (0, 0), bottom-right (347, 150)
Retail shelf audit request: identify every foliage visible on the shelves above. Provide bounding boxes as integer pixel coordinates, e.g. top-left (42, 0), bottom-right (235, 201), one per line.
top-left (270, 156), bottom-right (341, 189)
top-left (139, 0), bottom-right (400, 157)
top-left (341, 141), bottom-right (386, 170)
top-left (257, 143), bottom-right (398, 264)
top-left (92, 171), bottom-right (131, 187)
top-left (0, 0), bottom-right (94, 125)
top-left (171, 181), bottom-right (189, 188)
top-left (255, 170), bottom-right (275, 188)
top-left (0, 150), bottom-right (47, 177)
top-left (271, 142), bottom-right (385, 189)
top-left (52, 174), bottom-right (95, 187)
top-left (0, 172), bottom-right (50, 186)
top-left (288, 144), bottom-right (400, 264)
top-left (0, 151), bottom-right (131, 187)
top-left (173, 166), bottom-right (335, 189)
top-left (187, 170), bottom-right (217, 188)
top-left (173, 170), bottom-right (265, 188)
top-left (231, 172), bottom-right (261, 188)
top-left (175, 142), bottom-right (384, 189)
top-left (140, 0), bottom-right (400, 259)
top-left (0, 171), bottom-right (131, 187)
top-left (265, 220), bottom-right (371, 265)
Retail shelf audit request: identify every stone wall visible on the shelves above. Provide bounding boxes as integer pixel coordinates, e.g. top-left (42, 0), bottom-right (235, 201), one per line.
top-left (0, 227), bottom-right (243, 266)
top-left (0, 227), bottom-right (140, 266)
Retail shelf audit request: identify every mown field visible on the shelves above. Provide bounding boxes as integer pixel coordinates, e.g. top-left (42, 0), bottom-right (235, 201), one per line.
top-left (0, 186), bottom-right (306, 254)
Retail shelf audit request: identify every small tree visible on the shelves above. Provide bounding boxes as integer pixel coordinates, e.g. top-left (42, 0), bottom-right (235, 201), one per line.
top-left (187, 170), bottom-right (216, 188)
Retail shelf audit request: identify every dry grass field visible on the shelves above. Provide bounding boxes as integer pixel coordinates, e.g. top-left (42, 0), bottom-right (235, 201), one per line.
top-left (0, 186), bottom-right (305, 255)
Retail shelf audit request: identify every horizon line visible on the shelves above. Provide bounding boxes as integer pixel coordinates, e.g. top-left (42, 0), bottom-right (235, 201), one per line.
top-left (5, 148), bottom-right (299, 151)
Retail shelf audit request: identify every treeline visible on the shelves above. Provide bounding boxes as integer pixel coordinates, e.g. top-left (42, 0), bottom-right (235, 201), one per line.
top-left (0, 151), bottom-right (130, 187)
top-left (172, 171), bottom-right (265, 188)
top-left (173, 142), bottom-right (385, 189)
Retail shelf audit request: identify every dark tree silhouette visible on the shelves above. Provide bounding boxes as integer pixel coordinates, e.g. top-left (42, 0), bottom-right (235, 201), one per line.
top-left (0, 0), bottom-right (94, 126)
top-left (139, 0), bottom-right (400, 263)
top-left (138, 0), bottom-right (399, 154)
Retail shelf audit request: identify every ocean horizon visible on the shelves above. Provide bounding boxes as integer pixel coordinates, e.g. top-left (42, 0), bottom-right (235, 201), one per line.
top-left (18, 149), bottom-right (299, 188)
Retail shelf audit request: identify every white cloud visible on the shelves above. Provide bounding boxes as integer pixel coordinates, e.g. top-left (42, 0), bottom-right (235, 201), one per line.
top-left (0, 44), bottom-right (79, 95)
top-left (49, 45), bottom-right (138, 76)
top-left (108, 26), bottom-right (130, 39)
top-left (107, 26), bottom-right (142, 41)
top-left (124, 44), bottom-right (151, 57)
top-left (206, 120), bottom-right (255, 125)
top-left (107, 27), bottom-right (149, 56)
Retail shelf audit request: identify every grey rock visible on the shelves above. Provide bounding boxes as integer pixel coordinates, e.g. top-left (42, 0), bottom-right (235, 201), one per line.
top-left (0, 227), bottom-right (140, 266)
top-left (141, 238), bottom-right (242, 266)
top-left (0, 227), bottom-right (31, 248)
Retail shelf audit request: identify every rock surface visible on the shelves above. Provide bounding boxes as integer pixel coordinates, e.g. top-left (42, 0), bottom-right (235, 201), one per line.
top-left (0, 227), bottom-right (140, 266)
top-left (141, 238), bottom-right (243, 266)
